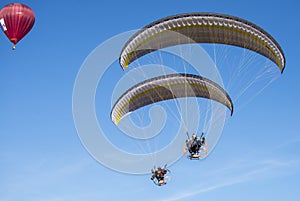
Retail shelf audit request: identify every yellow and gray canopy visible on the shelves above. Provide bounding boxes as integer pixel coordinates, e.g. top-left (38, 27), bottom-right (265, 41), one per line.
top-left (120, 12), bottom-right (285, 72)
top-left (111, 73), bottom-right (233, 125)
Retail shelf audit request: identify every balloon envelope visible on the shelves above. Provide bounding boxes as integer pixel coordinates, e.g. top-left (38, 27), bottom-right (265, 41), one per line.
top-left (0, 3), bottom-right (35, 47)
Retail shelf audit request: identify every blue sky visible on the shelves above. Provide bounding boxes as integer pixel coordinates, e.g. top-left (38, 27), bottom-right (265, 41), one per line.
top-left (1, 0), bottom-right (300, 200)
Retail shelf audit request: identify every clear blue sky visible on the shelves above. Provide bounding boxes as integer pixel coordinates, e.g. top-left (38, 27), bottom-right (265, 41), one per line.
top-left (1, 0), bottom-right (300, 200)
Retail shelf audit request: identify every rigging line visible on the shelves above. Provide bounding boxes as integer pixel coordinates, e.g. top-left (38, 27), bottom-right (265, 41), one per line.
top-left (174, 34), bottom-right (191, 132)
top-left (234, 62), bottom-right (279, 112)
top-left (231, 47), bottom-right (252, 99)
top-left (209, 45), bottom-right (233, 126)
top-left (232, 51), bottom-right (269, 101)
top-left (111, 75), bottom-right (149, 156)
top-left (203, 100), bottom-right (213, 133)
top-left (119, 68), bottom-right (156, 162)
top-left (157, 46), bottom-right (189, 133)
top-left (133, 70), bottom-right (158, 163)
top-left (125, 57), bottom-right (187, 164)
top-left (201, 44), bottom-right (222, 132)
top-left (117, 121), bottom-right (149, 156)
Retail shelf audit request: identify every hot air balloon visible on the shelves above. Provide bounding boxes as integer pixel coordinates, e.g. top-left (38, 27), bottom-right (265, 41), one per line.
top-left (0, 3), bottom-right (35, 49)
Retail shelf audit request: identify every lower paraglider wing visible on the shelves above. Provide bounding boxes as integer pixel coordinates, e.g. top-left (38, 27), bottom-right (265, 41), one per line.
top-left (111, 73), bottom-right (233, 125)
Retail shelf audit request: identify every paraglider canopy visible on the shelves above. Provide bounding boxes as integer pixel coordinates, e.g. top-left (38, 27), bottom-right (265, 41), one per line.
top-left (0, 3), bottom-right (35, 49)
top-left (111, 73), bottom-right (233, 125)
top-left (120, 12), bottom-right (285, 73)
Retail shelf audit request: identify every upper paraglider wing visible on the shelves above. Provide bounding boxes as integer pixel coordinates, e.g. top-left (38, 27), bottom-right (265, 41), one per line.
top-left (0, 3), bottom-right (35, 48)
top-left (111, 73), bottom-right (233, 125)
top-left (120, 13), bottom-right (285, 72)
